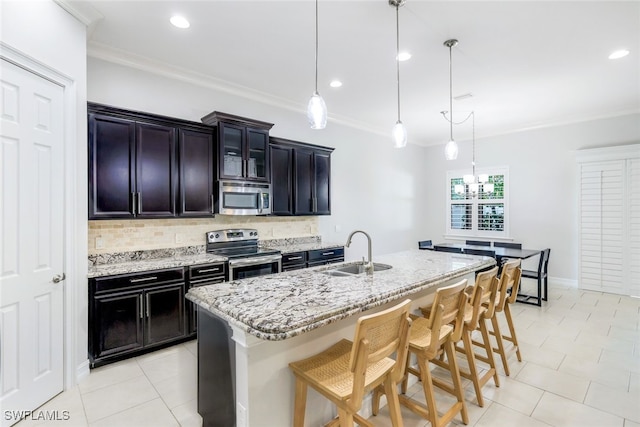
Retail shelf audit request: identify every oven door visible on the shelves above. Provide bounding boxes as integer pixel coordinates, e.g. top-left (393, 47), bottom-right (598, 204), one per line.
top-left (228, 255), bottom-right (282, 280)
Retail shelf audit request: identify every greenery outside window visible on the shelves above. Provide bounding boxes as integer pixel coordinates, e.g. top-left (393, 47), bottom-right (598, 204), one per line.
top-left (446, 168), bottom-right (508, 237)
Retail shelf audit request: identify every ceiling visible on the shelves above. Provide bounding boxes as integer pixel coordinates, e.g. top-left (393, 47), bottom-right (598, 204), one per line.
top-left (67, 0), bottom-right (640, 146)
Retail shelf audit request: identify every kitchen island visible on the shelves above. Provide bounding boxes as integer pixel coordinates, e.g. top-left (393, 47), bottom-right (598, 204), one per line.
top-left (186, 249), bottom-right (495, 427)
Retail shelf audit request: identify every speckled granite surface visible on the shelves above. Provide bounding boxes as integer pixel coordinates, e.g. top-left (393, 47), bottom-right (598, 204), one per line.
top-left (88, 253), bottom-right (227, 278)
top-left (259, 236), bottom-right (343, 253)
top-left (187, 250), bottom-right (495, 341)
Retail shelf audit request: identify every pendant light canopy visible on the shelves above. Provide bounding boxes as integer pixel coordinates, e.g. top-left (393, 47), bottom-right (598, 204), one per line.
top-left (443, 38), bottom-right (459, 160)
top-left (307, 0), bottom-right (327, 129)
top-left (390, 0), bottom-right (407, 148)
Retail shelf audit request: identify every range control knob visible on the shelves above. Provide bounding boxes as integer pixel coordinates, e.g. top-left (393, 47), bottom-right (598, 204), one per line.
top-left (215, 233), bottom-right (220, 238)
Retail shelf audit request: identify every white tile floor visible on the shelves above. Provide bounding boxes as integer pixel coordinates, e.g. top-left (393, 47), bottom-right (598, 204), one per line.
top-left (18, 283), bottom-right (640, 427)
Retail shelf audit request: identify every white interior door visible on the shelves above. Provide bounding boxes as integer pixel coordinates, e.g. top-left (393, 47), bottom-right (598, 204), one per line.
top-left (0, 58), bottom-right (65, 426)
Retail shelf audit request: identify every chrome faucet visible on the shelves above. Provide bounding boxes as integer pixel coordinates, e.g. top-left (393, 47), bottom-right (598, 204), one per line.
top-left (345, 230), bottom-right (373, 273)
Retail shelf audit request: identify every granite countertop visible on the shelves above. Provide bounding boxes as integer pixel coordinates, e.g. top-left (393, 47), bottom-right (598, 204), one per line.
top-left (186, 250), bottom-right (495, 341)
top-left (88, 253), bottom-right (228, 278)
top-left (261, 240), bottom-right (344, 254)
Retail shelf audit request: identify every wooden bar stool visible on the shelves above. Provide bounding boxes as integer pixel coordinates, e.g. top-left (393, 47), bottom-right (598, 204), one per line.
top-left (288, 299), bottom-right (412, 427)
top-left (488, 259), bottom-right (523, 375)
top-left (372, 279), bottom-right (469, 427)
top-left (425, 267), bottom-right (500, 407)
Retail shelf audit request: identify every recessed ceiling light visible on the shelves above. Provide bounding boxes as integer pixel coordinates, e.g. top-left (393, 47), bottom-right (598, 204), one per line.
top-left (329, 80), bottom-right (343, 88)
top-left (609, 49), bottom-right (629, 59)
top-left (397, 52), bottom-right (412, 61)
top-left (170, 15), bottom-right (190, 29)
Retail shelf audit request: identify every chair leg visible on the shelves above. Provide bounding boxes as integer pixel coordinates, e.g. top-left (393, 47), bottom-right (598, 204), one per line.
top-left (479, 319), bottom-right (500, 387)
top-left (504, 304), bottom-right (522, 362)
top-left (416, 354), bottom-right (439, 427)
top-left (293, 377), bottom-right (307, 427)
top-left (384, 375), bottom-right (405, 427)
top-left (490, 315), bottom-right (510, 376)
top-left (536, 277), bottom-right (542, 306)
top-left (461, 329), bottom-right (485, 407)
top-left (445, 339), bottom-right (469, 425)
top-left (543, 276), bottom-right (548, 301)
top-left (337, 408), bottom-right (354, 427)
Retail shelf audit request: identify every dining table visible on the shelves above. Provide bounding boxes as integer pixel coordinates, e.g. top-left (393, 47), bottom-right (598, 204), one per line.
top-left (430, 242), bottom-right (543, 305)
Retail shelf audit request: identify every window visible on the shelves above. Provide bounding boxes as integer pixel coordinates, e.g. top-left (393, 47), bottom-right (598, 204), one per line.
top-left (446, 167), bottom-right (509, 238)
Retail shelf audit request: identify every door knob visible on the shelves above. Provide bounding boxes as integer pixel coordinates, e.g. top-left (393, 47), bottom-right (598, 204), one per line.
top-left (52, 273), bottom-right (66, 284)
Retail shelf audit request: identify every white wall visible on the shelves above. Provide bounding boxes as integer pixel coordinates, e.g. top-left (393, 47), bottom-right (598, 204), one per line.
top-left (1, 0), bottom-right (89, 383)
top-left (87, 58), bottom-right (430, 261)
top-left (421, 114), bottom-right (640, 282)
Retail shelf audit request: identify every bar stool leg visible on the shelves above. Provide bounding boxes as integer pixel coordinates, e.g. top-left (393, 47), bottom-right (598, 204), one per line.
top-left (445, 339), bottom-right (469, 425)
top-left (293, 377), bottom-right (307, 427)
top-left (490, 315), bottom-right (510, 376)
top-left (504, 304), bottom-right (522, 362)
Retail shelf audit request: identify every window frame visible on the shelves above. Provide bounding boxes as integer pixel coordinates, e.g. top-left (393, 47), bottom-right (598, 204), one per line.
top-left (445, 166), bottom-right (510, 239)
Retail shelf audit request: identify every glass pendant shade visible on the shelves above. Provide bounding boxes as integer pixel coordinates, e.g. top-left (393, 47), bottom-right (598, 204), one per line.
top-left (454, 184), bottom-right (465, 195)
top-left (444, 139), bottom-right (458, 160)
top-left (393, 121), bottom-right (407, 148)
top-left (483, 182), bottom-right (494, 193)
top-left (469, 183), bottom-right (479, 195)
top-left (478, 173), bottom-right (489, 183)
top-left (463, 174), bottom-right (474, 184)
top-left (307, 92), bottom-right (327, 129)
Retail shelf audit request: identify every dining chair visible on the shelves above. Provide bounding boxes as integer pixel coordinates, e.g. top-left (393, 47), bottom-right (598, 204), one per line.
top-left (492, 241), bottom-right (522, 249)
top-left (418, 240), bottom-right (433, 250)
top-left (288, 299), bottom-right (412, 427)
top-left (434, 246), bottom-right (463, 254)
top-left (372, 280), bottom-right (469, 427)
top-left (517, 248), bottom-right (550, 306)
top-left (465, 240), bottom-right (491, 247)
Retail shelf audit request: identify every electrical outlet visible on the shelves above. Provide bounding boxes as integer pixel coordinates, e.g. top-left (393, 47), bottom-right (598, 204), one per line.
top-left (95, 237), bottom-right (104, 249)
top-left (175, 233), bottom-right (184, 244)
top-left (335, 224), bottom-right (342, 232)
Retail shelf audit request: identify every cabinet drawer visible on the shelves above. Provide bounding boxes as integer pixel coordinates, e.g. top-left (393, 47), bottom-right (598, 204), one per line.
top-left (93, 267), bottom-right (185, 294)
top-left (282, 251), bottom-right (307, 265)
top-left (307, 247), bottom-right (344, 262)
top-left (188, 263), bottom-right (227, 281)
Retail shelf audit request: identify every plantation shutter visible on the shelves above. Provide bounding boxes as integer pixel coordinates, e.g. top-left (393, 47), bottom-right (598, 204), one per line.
top-left (577, 145), bottom-right (640, 296)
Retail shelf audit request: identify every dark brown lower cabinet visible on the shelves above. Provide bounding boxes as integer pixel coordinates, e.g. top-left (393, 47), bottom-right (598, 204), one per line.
top-left (89, 268), bottom-right (189, 368)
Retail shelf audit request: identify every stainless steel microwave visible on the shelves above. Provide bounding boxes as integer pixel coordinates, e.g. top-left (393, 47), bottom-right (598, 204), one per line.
top-left (217, 181), bottom-right (271, 215)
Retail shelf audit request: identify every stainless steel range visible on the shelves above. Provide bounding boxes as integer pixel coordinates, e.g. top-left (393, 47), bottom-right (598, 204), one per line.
top-left (206, 229), bottom-right (281, 280)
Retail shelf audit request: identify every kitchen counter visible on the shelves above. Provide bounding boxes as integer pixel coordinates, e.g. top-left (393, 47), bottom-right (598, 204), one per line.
top-left (187, 249), bottom-right (493, 341)
top-left (260, 239), bottom-right (344, 254)
top-left (87, 253), bottom-right (227, 278)
top-left (190, 249), bottom-right (494, 427)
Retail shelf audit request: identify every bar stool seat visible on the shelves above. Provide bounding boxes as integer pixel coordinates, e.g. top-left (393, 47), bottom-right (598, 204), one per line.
top-left (289, 299), bottom-right (412, 427)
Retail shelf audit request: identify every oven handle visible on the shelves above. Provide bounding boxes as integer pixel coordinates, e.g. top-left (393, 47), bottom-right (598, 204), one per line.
top-left (228, 254), bottom-right (282, 268)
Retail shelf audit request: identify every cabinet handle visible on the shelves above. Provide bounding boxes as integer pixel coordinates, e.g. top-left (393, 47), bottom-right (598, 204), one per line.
top-left (137, 192), bottom-right (142, 215)
top-left (145, 294), bottom-right (150, 318)
top-left (197, 267), bottom-right (221, 274)
top-left (129, 276), bottom-right (158, 283)
top-left (287, 256), bottom-right (303, 261)
top-left (242, 159), bottom-right (247, 177)
top-left (313, 198), bottom-right (317, 212)
top-left (322, 251), bottom-right (335, 256)
top-left (211, 194), bottom-right (215, 214)
top-left (131, 192), bottom-right (136, 215)
top-left (139, 295), bottom-right (143, 319)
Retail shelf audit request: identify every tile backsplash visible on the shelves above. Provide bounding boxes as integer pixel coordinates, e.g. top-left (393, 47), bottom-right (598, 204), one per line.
top-left (88, 216), bottom-right (319, 255)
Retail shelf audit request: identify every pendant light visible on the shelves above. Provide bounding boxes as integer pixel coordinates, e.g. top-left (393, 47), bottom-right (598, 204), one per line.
top-left (443, 39), bottom-right (459, 160)
top-left (454, 112), bottom-right (494, 197)
top-left (390, 0), bottom-right (407, 148)
top-left (307, 0), bottom-right (327, 129)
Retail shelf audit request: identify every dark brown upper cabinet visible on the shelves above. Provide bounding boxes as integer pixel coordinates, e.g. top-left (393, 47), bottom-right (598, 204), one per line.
top-left (269, 137), bottom-right (334, 216)
top-left (201, 111), bottom-right (274, 182)
top-left (88, 103), bottom-right (215, 219)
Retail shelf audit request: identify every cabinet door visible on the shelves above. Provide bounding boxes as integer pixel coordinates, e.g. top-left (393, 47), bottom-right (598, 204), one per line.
top-left (144, 283), bottom-right (186, 346)
top-left (314, 152), bottom-right (331, 215)
top-left (218, 123), bottom-right (244, 179)
top-left (88, 114), bottom-right (136, 219)
top-left (247, 128), bottom-right (270, 181)
top-left (294, 149), bottom-right (315, 215)
top-left (270, 144), bottom-right (294, 215)
top-left (93, 290), bottom-right (144, 359)
top-left (178, 129), bottom-right (214, 216)
top-left (136, 123), bottom-right (177, 217)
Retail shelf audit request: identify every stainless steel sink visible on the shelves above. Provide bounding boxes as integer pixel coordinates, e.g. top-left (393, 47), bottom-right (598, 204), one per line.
top-left (324, 263), bottom-right (393, 276)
